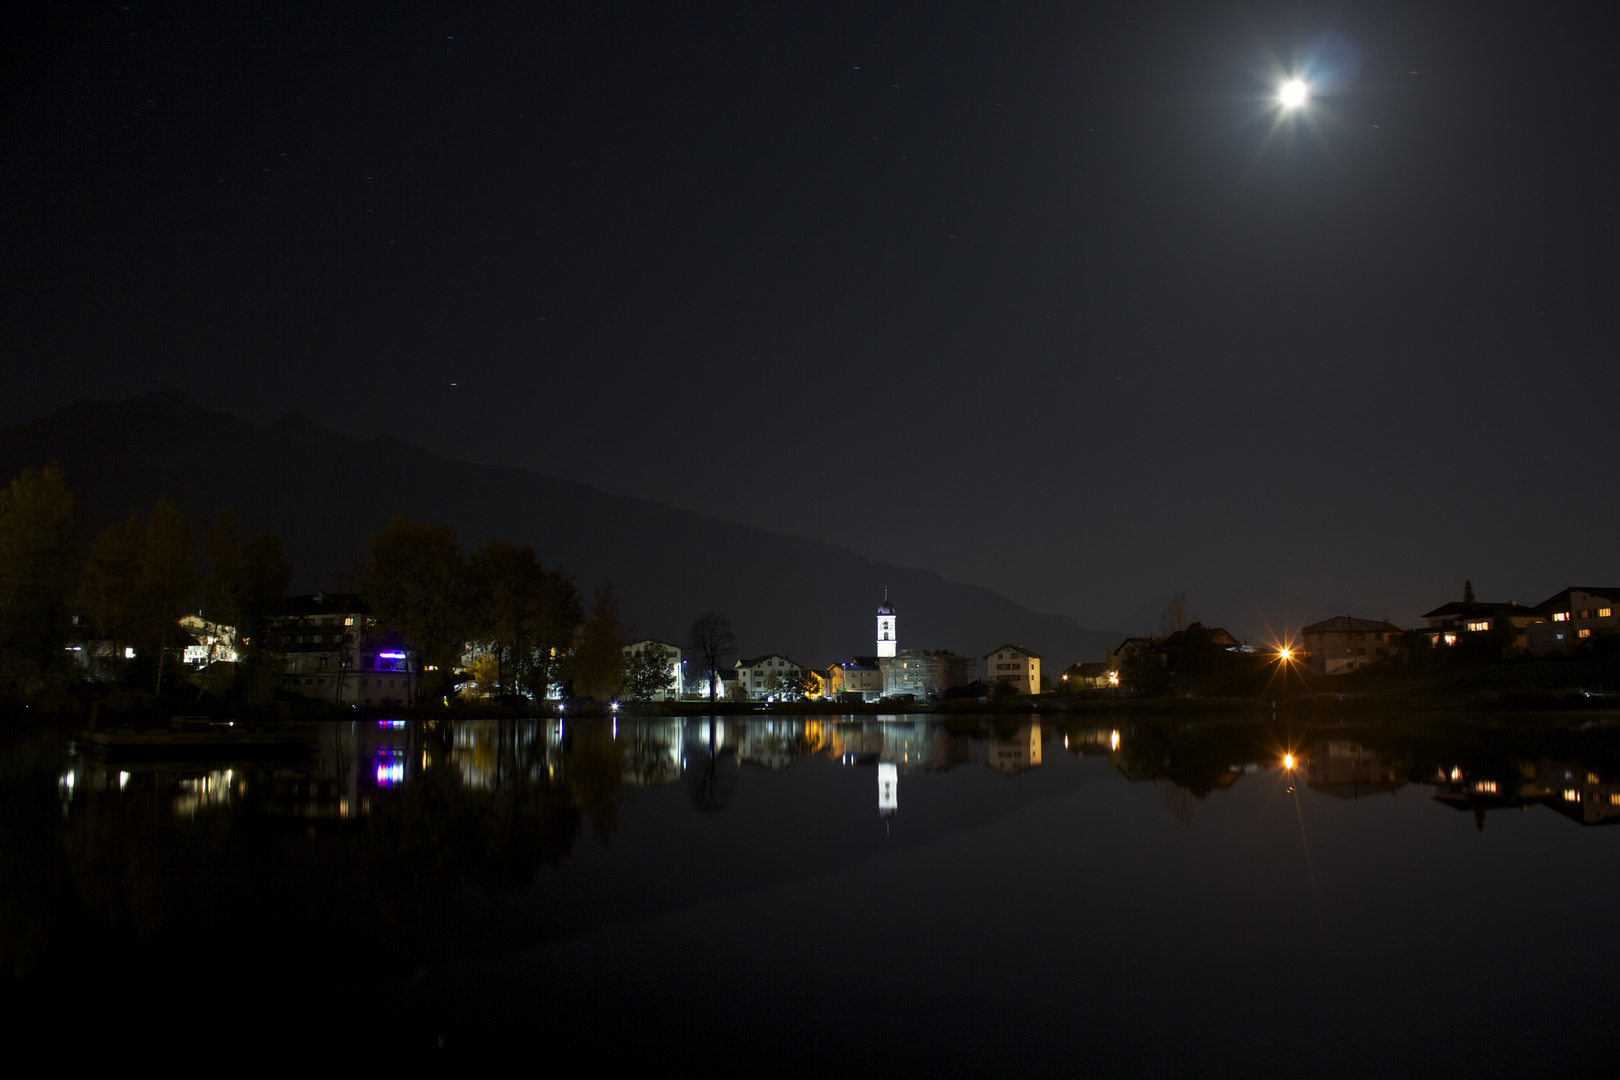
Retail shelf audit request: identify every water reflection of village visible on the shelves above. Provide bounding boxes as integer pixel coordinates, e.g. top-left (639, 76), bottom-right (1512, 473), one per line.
top-left (54, 716), bottom-right (1620, 834)
top-left (28, 713), bottom-right (1620, 984)
top-left (1053, 719), bottom-right (1620, 831)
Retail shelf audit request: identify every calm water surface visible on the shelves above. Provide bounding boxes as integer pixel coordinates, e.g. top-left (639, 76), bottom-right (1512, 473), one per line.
top-left (6, 713), bottom-right (1619, 1072)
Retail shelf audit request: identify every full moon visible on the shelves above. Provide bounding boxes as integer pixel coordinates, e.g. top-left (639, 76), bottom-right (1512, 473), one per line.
top-left (1279, 79), bottom-right (1308, 107)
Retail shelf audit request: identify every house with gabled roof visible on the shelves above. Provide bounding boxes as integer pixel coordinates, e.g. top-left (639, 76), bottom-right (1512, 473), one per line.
top-left (1420, 598), bottom-right (1540, 653)
top-left (1526, 587), bottom-right (1620, 656)
top-left (1301, 615), bottom-right (1404, 675)
top-left (734, 653), bottom-right (804, 700)
top-left (983, 643), bottom-right (1042, 695)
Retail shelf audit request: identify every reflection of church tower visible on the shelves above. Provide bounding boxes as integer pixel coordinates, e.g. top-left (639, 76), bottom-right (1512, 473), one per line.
top-left (876, 593), bottom-right (897, 658)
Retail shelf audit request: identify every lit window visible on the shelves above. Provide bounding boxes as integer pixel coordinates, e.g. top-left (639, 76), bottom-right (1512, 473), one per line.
top-left (1564, 789), bottom-right (1580, 803)
top-left (1552, 612), bottom-right (1570, 622)
top-left (1601, 608), bottom-right (1613, 618)
top-left (1474, 780), bottom-right (1497, 794)
top-left (1579, 629), bottom-right (1591, 639)
top-left (1443, 634), bottom-right (1457, 646)
top-left (1578, 610), bottom-right (1592, 620)
top-left (1466, 621), bottom-right (1490, 632)
top-left (1610, 794), bottom-right (1620, 806)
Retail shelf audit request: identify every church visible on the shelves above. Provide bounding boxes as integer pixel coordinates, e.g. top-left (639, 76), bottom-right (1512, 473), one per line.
top-left (828, 595), bottom-right (974, 702)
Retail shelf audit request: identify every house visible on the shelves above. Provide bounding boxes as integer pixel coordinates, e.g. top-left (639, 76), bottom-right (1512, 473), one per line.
top-left (622, 639), bottom-right (683, 699)
top-left (734, 653), bottom-right (804, 700)
top-left (1105, 636), bottom-right (1163, 673)
top-left (833, 658), bottom-right (885, 701)
top-left (983, 644), bottom-right (1042, 695)
top-left (1525, 588), bottom-right (1620, 656)
top-left (1300, 616), bottom-right (1404, 675)
top-left (1059, 661), bottom-right (1116, 689)
top-left (1420, 599), bottom-right (1540, 653)
top-left (269, 593), bottom-right (414, 706)
top-left (1161, 625), bottom-right (1241, 651)
top-left (179, 613), bottom-right (239, 666)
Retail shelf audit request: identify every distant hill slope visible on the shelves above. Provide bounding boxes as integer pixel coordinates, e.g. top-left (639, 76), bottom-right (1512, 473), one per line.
top-left (0, 389), bottom-right (1119, 671)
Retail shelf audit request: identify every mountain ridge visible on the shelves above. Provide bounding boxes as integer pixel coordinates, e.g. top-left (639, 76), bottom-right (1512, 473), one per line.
top-left (0, 389), bottom-right (1121, 672)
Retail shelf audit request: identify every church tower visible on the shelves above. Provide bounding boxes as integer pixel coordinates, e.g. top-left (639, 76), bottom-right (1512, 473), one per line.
top-left (876, 593), bottom-right (897, 658)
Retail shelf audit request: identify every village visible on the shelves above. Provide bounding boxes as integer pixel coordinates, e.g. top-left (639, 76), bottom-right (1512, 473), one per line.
top-left (142, 584), bottom-right (1620, 710)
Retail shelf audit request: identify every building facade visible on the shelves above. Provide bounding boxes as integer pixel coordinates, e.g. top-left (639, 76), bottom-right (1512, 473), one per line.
top-left (1525, 588), bottom-right (1620, 656)
top-left (882, 649), bottom-right (975, 699)
top-left (270, 593), bottom-right (415, 706)
top-left (832, 659), bottom-right (885, 701)
top-left (734, 653), bottom-right (804, 700)
top-left (983, 644), bottom-right (1042, 695)
top-left (1301, 615), bottom-right (1405, 675)
top-left (1420, 599), bottom-right (1540, 653)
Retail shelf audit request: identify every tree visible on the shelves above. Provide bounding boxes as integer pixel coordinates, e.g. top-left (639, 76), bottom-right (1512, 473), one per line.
top-left (567, 584), bottom-right (626, 700)
top-left (137, 501), bottom-right (201, 693)
top-left (0, 465), bottom-right (79, 693)
top-left (467, 539), bottom-right (543, 698)
top-left (1463, 579), bottom-right (1476, 604)
top-left (78, 511), bottom-right (145, 659)
top-left (796, 668), bottom-right (822, 699)
top-left (686, 611), bottom-right (736, 705)
top-left (364, 516), bottom-right (469, 702)
top-left (464, 539), bottom-right (584, 702)
top-left (79, 502), bottom-right (200, 692)
top-left (1160, 591), bottom-right (1194, 636)
top-left (622, 641), bottom-right (676, 701)
top-left (201, 512), bottom-right (291, 700)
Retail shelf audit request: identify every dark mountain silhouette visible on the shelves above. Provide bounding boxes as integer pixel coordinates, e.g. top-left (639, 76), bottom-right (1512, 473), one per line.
top-left (0, 389), bottom-right (1118, 670)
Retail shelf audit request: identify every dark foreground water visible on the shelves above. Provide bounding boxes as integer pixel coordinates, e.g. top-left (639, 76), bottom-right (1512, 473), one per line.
top-left (5, 713), bottom-right (1619, 1072)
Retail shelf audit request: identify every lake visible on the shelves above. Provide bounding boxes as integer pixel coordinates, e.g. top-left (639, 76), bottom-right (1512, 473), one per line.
top-left (6, 713), bottom-right (1618, 1072)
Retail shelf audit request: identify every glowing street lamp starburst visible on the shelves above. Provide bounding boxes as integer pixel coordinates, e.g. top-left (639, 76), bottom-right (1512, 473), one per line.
top-left (1279, 78), bottom-right (1308, 108)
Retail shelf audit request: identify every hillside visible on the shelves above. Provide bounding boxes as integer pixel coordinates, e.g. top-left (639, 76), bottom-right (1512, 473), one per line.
top-left (0, 389), bottom-right (1120, 671)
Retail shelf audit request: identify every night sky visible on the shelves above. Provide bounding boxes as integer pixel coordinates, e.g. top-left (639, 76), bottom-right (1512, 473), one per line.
top-left (3, 1), bottom-right (1615, 639)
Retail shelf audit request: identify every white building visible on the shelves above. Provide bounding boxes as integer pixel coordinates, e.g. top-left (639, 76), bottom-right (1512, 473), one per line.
top-left (622, 639), bottom-right (683, 699)
top-left (984, 644), bottom-right (1042, 695)
top-left (734, 654), bottom-right (804, 700)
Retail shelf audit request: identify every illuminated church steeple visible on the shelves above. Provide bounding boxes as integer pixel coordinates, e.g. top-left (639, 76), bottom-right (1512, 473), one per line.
top-left (876, 591), bottom-right (897, 658)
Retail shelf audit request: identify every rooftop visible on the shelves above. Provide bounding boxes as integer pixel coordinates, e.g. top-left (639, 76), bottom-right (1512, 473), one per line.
top-left (1302, 615), bottom-right (1405, 634)
top-left (983, 643), bottom-right (1042, 660)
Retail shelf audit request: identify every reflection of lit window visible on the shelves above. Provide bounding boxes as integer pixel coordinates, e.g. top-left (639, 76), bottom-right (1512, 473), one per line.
top-left (1474, 780), bottom-right (1497, 794)
top-left (1564, 789), bottom-right (1580, 803)
top-left (1552, 612), bottom-right (1570, 622)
